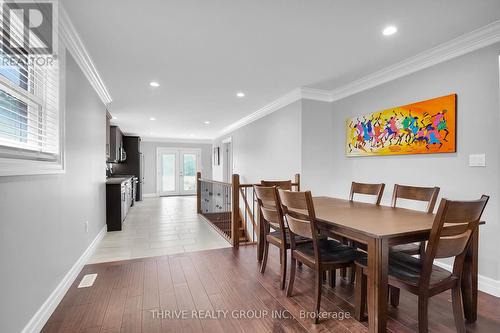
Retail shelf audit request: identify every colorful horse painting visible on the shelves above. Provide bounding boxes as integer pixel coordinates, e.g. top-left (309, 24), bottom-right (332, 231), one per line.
top-left (346, 94), bottom-right (456, 156)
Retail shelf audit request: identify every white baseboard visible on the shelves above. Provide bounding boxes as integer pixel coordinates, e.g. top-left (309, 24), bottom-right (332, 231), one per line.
top-left (143, 193), bottom-right (159, 198)
top-left (21, 225), bottom-right (107, 333)
top-left (434, 260), bottom-right (500, 297)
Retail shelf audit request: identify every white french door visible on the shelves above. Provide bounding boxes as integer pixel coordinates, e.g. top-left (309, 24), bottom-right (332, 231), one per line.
top-left (157, 148), bottom-right (200, 196)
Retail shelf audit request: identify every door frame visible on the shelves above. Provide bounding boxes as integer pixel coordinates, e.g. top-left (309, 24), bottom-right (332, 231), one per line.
top-left (222, 136), bottom-right (233, 183)
top-left (156, 148), bottom-right (179, 196)
top-left (156, 147), bottom-right (201, 196)
top-left (179, 149), bottom-right (201, 195)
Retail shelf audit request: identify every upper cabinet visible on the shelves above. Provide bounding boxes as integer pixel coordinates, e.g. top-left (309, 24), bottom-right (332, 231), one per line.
top-left (108, 125), bottom-right (124, 163)
top-left (106, 112), bottom-right (127, 163)
top-left (106, 111), bottom-right (112, 159)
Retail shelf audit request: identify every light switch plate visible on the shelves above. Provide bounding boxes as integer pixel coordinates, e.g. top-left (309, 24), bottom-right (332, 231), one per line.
top-left (469, 154), bottom-right (486, 167)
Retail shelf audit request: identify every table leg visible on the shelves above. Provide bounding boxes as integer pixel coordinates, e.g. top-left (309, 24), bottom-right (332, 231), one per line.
top-left (367, 238), bottom-right (389, 333)
top-left (462, 225), bottom-right (478, 322)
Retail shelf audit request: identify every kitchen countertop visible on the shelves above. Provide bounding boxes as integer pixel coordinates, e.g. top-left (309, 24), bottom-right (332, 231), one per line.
top-left (106, 175), bottom-right (135, 185)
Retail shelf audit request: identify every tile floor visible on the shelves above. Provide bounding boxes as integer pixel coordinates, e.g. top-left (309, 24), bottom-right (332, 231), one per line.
top-left (87, 196), bottom-right (231, 264)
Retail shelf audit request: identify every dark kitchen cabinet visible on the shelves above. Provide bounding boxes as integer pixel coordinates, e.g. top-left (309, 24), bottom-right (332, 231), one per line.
top-left (113, 136), bottom-right (143, 201)
top-left (108, 125), bottom-right (123, 163)
top-left (106, 111), bottom-right (111, 159)
top-left (106, 177), bottom-right (134, 231)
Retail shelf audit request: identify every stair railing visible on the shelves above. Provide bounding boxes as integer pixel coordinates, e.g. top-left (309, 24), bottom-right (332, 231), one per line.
top-left (197, 172), bottom-right (300, 249)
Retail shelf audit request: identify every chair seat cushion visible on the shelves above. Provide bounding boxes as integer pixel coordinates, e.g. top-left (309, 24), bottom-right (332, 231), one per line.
top-left (356, 251), bottom-right (453, 287)
top-left (391, 243), bottom-right (422, 255)
top-left (268, 229), bottom-right (311, 245)
top-left (294, 239), bottom-right (360, 264)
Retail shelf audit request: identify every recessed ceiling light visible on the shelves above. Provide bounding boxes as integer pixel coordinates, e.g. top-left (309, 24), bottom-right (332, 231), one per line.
top-left (149, 117), bottom-right (156, 121)
top-left (204, 120), bottom-right (210, 125)
top-left (382, 25), bottom-right (397, 36)
top-left (149, 81), bottom-right (160, 87)
top-left (236, 91), bottom-right (245, 98)
top-left (112, 116), bottom-right (117, 120)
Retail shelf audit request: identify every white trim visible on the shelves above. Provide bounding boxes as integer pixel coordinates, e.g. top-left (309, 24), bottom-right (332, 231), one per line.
top-left (59, 6), bottom-right (112, 105)
top-left (329, 19), bottom-right (500, 102)
top-left (0, 37), bottom-right (67, 176)
top-left (156, 147), bottom-right (201, 196)
top-left (21, 225), bottom-right (106, 333)
top-left (156, 147), bottom-right (179, 196)
top-left (141, 137), bottom-right (213, 144)
top-left (143, 193), bottom-right (159, 198)
top-left (433, 260), bottom-right (500, 297)
top-left (221, 136), bottom-right (232, 144)
top-left (219, 88), bottom-right (304, 135)
top-left (301, 87), bottom-right (335, 102)
top-left (218, 19), bottom-right (500, 138)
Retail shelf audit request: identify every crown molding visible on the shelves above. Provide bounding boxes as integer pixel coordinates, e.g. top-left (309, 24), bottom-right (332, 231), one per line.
top-left (217, 19), bottom-right (500, 137)
top-left (300, 87), bottom-right (334, 102)
top-left (329, 19), bottom-right (500, 101)
top-left (219, 87), bottom-right (332, 136)
top-left (219, 88), bottom-right (302, 135)
top-left (141, 137), bottom-right (213, 144)
top-left (59, 7), bottom-right (113, 105)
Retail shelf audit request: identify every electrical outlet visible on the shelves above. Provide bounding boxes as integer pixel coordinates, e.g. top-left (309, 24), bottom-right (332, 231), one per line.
top-left (84, 221), bottom-right (89, 233)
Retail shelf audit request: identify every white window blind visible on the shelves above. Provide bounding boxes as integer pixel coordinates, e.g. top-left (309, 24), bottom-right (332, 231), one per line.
top-left (0, 5), bottom-right (59, 160)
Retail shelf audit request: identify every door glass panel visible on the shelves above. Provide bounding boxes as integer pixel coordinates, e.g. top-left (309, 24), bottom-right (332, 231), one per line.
top-left (161, 153), bottom-right (176, 192)
top-left (183, 153), bottom-right (196, 191)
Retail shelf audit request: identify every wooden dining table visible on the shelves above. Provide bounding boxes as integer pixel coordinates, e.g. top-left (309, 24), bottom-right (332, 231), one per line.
top-left (256, 196), bottom-right (483, 333)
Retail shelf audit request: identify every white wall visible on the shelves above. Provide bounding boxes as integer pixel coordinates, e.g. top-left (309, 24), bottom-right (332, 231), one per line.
top-left (213, 101), bottom-right (302, 184)
top-left (301, 99), bottom-right (336, 196)
top-left (0, 50), bottom-right (107, 333)
top-left (141, 141), bottom-right (212, 194)
top-left (213, 43), bottom-right (500, 284)
top-left (304, 43), bottom-right (500, 281)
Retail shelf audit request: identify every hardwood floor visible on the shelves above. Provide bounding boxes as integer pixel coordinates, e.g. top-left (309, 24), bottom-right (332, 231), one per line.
top-left (43, 245), bottom-right (500, 333)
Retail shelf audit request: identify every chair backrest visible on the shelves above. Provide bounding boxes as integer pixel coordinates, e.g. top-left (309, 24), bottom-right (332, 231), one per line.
top-left (278, 189), bottom-right (320, 245)
top-left (254, 185), bottom-right (285, 231)
top-left (349, 182), bottom-right (385, 205)
top-left (392, 184), bottom-right (440, 213)
top-left (421, 195), bottom-right (489, 285)
top-left (261, 180), bottom-right (292, 191)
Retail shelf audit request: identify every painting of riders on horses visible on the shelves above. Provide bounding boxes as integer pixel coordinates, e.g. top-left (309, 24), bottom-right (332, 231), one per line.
top-left (346, 94), bottom-right (456, 156)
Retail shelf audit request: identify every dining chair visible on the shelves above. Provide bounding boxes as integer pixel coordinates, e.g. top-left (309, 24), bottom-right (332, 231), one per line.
top-left (260, 179), bottom-right (302, 269)
top-left (254, 185), bottom-right (310, 290)
top-left (261, 180), bottom-right (293, 190)
top-left (278, 188), bottom-right (361, 323)
top-left (354, 195), bottom-right (489, 333)
top-left (340, 182), bottom-right (385, 281)
top-left (260, 180), bottom-right (297, 259)
top-left (391, 184), bottom-right (440, 257)
top-left (349, 182), bottom-right (386, 205)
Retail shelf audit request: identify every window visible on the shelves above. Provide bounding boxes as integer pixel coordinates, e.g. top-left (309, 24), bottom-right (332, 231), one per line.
top-left (0, 4), bottom-right (61, 175)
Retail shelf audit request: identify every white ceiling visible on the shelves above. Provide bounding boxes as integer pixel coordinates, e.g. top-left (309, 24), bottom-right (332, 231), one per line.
top-left (61, 0), bottom-right (500, 140)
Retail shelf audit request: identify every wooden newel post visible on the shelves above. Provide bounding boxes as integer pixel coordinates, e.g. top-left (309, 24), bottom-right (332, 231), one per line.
top-left (294, 173), bottom-right (301, 191)
top-left (231, 174), bottom-right (240, 249)
top-left (196, 172), bottom-right (202, 214)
